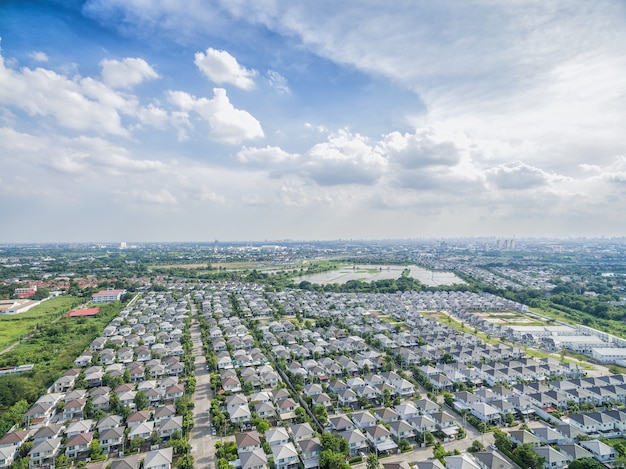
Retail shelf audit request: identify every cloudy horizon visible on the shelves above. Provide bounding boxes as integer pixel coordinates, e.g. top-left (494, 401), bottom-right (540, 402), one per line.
top-left (1, 1), bottom-right (625, 243)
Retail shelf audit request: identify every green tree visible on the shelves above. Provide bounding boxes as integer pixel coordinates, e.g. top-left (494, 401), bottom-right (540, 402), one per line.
top-left (366, 453), bottom-right (379, 469)
top-left (433, 442), bottom-right (446, 463)
top-left (568, 458), bottom-right (609, 469)
top-left (89, 438), bottom-right (105, 461)
top-left (129, 436), bottom-right (144, 453)
top-left (176, 454), bottom-right (194, 469)
top-left (134, 391), bottom-right (148, 411)
top-left (512, 444), bottom-right (544, 469)
top-left (467, 440), bottom-right (485, 453)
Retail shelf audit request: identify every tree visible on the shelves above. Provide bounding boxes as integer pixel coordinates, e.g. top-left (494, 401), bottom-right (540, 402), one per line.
top-left (134, 391), bottom-right (148, 411)
top-left (319, 451), bottom-right (350, 469)
top-left (512, 444), bottom-right (544, 469)
top-left (493, 428), bottom-right (512, 455)
top-left (129, 436), bottom-right (145, 453)
top-left (366, 453), bottom-right (379, 469)
top-left (467, 440), bottom-right (485, 453)
top-left (256, 419), bottom-right (270, 433)
top-left (55, 454), bottom-right (70, 468)
top-left (177, 454), bottom-right (194, 469)
top-left (84, 398), bottom-right (95, 419)
top-left (89, 439), bottom-right (105, 461)
top-left (433, 442), bottom-right (446, 463)
top-left (423, 430), bottom-right (435, 446)
top-left (313, 404), bottom-right (328, 424)
top-left (168, 437), bottom-right (191, 456)
top-left (569, 458), bottom-right (609, 469)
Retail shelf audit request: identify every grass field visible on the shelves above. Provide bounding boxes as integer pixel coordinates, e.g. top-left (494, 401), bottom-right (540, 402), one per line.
top-left (0, 296), bottom-right (82, 351)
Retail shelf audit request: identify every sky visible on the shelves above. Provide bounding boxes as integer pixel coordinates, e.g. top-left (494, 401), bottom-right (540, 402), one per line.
top-left (1, 0), bottom-right (626, 243)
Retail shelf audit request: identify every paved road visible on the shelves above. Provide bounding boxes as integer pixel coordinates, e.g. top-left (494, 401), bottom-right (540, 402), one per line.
top-left (189, 301), bottom-right (221, 469)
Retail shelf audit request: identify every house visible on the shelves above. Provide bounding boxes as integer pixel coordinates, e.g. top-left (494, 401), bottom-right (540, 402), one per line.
top-left (65, 432), bottom-right (93, 459)
top-left (235, 431), bottom-right (262, 453)
top-left (99, 427), bottom-right (125, 454)
top-left (66, 419), bottom-right (94, 438)
top-left (389, 419), bottom-right (415, 440)
top-left (473, 451), bottom-right (514, 469)
top-left (239, 448), bottom-right (268, 469)
top-left (0, 430), bottom-right (30, 453)
top-left (164, 384), bottom-right (184, 402)
top-left (298, 438), bottom-right (321, 469)
top-left (271, 443), bottom-right (299, 469)
top-left (28, 438), bottom-right (62, 468)
top-left (394, 403), bottom-right (419, 421)
top-left (557, 444), bottom-right (594, 461)
top-left (32, 424), bottom-right (64, 443)
top-left (407, 414), bottom-right (437, 433)
top-left (414, 398), bottom-right (439, 415)
top-left (144, 447), bottom-right (173, 469)
top-left (508, 430), bottom-right (541, 447)
top-left (265, 427), bottom-right (290, 447)
top-left (444, 454), bottom-right (481, 469)
top-left (364, 424), bottom-right (398, 455)
top-left (328, 414), bottom-right (354, 432)
top-left (128, 421), bottom-right (154, 441)
top-left (63, 398), bottom-right (87, 420)
top-left (470, 402), bottom-right (501, 424)
top-left (289, 423), bottom-right (314, 442)
top-left (0, 446), bottom-right (16, 469)
top-left (579, 440), bottom-right (617, 462)
top-left (531, 446), bottom-right (570, 469)
top-left (159, 416), bottom-right (183, 440)
top-left (154, 405), bottom-right (176, 426)
top-left (341, 429), bottom-right (369, 456)
top-left (111, 455), bottom-right (141, 469)
top-left (351, 410), bottom-right (377, 429)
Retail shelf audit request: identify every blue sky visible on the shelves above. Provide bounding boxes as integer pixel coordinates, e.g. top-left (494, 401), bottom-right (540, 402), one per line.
top-left (1, 1), bottom-right (626, 242)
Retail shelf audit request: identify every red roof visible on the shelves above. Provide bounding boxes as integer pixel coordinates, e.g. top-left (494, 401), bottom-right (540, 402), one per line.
top-left (92, 289), bottom-right (125, 297)
top-left (67, 308), bottom-right (100, 317)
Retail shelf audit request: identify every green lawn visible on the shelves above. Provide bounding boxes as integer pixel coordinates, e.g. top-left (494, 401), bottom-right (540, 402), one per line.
top-left (0, 296), bottom-right (82, 351)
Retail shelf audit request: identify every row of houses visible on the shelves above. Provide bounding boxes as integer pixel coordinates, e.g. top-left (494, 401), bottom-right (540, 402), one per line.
top-left (0, 291), bottom-right (190, 469)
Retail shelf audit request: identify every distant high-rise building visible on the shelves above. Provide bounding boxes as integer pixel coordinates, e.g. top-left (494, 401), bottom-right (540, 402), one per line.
top-left (120, 241), bottom-right (127, 249)
top-left (214, 240), bottom-right (219, 253)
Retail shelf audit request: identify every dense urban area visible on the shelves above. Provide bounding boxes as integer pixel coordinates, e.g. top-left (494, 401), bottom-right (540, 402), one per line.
top-left (1, 238), bottom-right (626, 469)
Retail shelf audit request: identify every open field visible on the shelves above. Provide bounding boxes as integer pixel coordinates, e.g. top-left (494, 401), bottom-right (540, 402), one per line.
top-left (294, 264), bottom-right (465, 286)
top-left (0, 296), bottom-right (82, 351)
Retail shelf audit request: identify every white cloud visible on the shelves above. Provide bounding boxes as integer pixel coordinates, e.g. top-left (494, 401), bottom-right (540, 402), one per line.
top-left (194, 48), bottom-right (257, 90)
top-left (236, 145), bottom-right (296, 165)
top-left (380, 128), bottom-right (463, 169)
top-left (267, 70), bottom-right (290, 94)
top-left (303, 129), bottom-right (387, 186)
top-left (167, 88), bottom-right (264, 144)
top-left (0, 54), bottom-right (129, 136)
top-left (485, 161), bottom-right (564, 191)
top-left (100, 57), bottom-right (159, 88)
top-left (30, 51), bottom-right (48, 62)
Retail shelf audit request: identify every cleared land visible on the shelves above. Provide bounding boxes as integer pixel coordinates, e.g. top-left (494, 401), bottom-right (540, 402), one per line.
top-left (0, 296), bottom-right (82, 351)
top-left (295, 264), bottom-right (465, 287)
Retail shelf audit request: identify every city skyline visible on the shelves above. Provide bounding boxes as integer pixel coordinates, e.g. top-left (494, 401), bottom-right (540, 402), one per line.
top-left (1, 1), bottom-right (626, 242)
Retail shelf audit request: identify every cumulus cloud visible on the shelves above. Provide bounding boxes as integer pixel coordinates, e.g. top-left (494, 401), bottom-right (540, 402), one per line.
top-left (101, 57), bottom-right (159, 88)
top-left (0, 54), bottom-right (129, 136)
top-left (485, 161), bottom-right (559, 190)
top-left (380, 128), bottom-right (462, 169)
top-left (303, 129), bottom-right (387, 186)
top-left (167, 88), bottom-right (264, 144)
top-left (236, 145), bottom-right (296, 165)
top-left (194, 48), bottom-right (257, 90)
